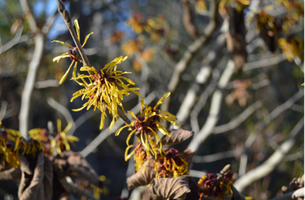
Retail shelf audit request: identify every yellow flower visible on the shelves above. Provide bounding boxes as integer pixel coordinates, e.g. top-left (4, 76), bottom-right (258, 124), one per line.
top-left (195, 0), bottom-right (207, 13)
top-left (278, 36), bottom-right (303, 62)
top-left (219, 0), bottom-right (250, 12)
top-left (51, 119), bottom-right (79, 155)
top-left (14, 137), bottom-right (42, 157)
top-left (116, 92), bottom-right (179, 161)
top-left (51, 19), bottom-right (93, 84)
top-left (0, 126), bottom-right (43, 168)
top-left (155, 148), bottom-right (188, 178)
top-left (71, 56), bottom-right (140, 130)
top-left (127, 12), bottom-right (146, 34)
top-left (121, 36), bottom-right (144, 57)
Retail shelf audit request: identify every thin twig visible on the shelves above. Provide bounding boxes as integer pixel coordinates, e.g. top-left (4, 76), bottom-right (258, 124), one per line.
top-left (212, 101), bottom-right (263, 134)
top-left (243, 54), bottom-right (285, 71)
top-left (268, 188), bottom-right (304, 200)
top-left (0, 26), bottom-right (28, 55)
top-left (74, 110), bottom-right (98, 130)
top-left (56, 0), bottom-right (92, 70)
top-left (60, 178), bottom-right (99, 200)
top-left (0, 101), bottom-right (8, 122)
top-left (35, 80), bottom-right (59, 89)
top-left (47, 98), bottom-right (76, 135)
top-left (135, 52), bottom-right (150, 99)
top-left (234, 117), bottom-right (304, 192)
top-left (193, 149), bottom-right (242, 163)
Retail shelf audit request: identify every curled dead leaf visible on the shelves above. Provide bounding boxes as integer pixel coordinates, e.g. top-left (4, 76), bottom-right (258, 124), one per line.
top-left (161, 129), bottom-right (194, 145)
top-left (18, 151), bottom-right (53, 200)
top-left (149, 175), bottom-right (191, 199)
top-left (226, 8), bottom-right (247, 72)
top-left (259, 26), bottom-right (277, 53)
top-left (127, 160), bottom-right (155, 190)
top-left (54, 151), bottom-right (103, 189)
top-left (182, 149), bottom-right (195, 173)
top-left (0, 167), bottom-right (21, 180)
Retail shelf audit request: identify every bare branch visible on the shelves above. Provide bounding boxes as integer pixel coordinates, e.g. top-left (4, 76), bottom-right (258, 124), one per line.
top-left (187, 59), bottom-right (235, 151)
top-left (35, 80), bottom-right (59, 89)
top-left (47, 98), bottom-right (76, 135)
top-left (161, 0), bottom-right (219, 112)
top-left (80, 92), bottom-right (156, 158)
top-left (264, 90), bottom-right (304, 124)
top-left (60, 178), bottom-right (98, 200)
top-left (190, 83), bottom-right (216, 134)
top-left (74, 110), bottom-right (97, 130)
top-left (0, 26), bottom-right (28, 55)
top-left (176, 32), bottom-right (227, 127)
top-left (234, 117), bottom-right (304, 192)
top-left (243, 54), bottom-right (285, 71)
top-left (193, 149), bottom-right (242, 163)
top-left (189, 170), bottom-right (206, 178)
top-left (135, 52), bottom-right (150, 99)
top-left (283, 151), bottom-right (303, 162)
top-left (56, 0), bottom-right (92, 70)
top-left (18, 0), bottom-right (45, 139)
top-left (42, 10), bottom-right (58, 35)
top-left (19, 0), bottom-right (38, 33)
top-left (213, 101), bottom-right (263, 134)
top-left (0, 101), bottom-right (8, 122)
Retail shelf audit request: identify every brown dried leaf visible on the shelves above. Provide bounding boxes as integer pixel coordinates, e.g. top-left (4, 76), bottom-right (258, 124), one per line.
top-left (161, 129), bottom-right (194, 145)
top-left (231, 186), bottom-right (246, 200)
top-left (54, 151), bottom-right (103, 189)
top-left (259, 26), bottom-right (277, 53)
top-left (182, 149), bottom-right (195, 172)
top-left (185, 177), bottom-right (201, 200)
top-left (149, 175), bottom-right (191, 199)
top-left (0, 154), bottom-right (14, 172)
top-left (18, 151), bottom-right (53, 200)
top-left (226, 8), bottom-right (247, 72)
top-left (142, 187), bottom-right (166, 200)
top-left (0, 167), bottom-right (21, 180)
top-left (182, 1), bottom-right (199, 40)
top-left (43, 156), bottom-right (53, 200)
top-left (127, 160), bottom-right (155, 190)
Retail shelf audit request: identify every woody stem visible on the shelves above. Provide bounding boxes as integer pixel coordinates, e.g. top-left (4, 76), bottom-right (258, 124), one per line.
top-left (56, 0), bottom-right (93, 75)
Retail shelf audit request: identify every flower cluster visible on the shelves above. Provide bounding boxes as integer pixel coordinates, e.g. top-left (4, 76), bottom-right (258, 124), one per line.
top-left (116, 92), bottom-right (179, 161)
top-left (127, 12), bottom-right (148, 34)
top-left (278, 36), bottom-right (303, 61)
top-left (132, 143), bottom-right (188, 178)
top-left (155, 148), bottom-right (188, 178)
top-left (29, 119), bottom-right (79, 157)
top-left (249, 4), bottom-right (304, 62)
top-left (195, 0), bottom-right (207, 14)
top-left (219, 0), bottom-right (250, 13)
top-left (0, 122), bottom-right (42, 168)
top-left (198, 171), bottom-right (234, 199)
top-left (70, 56), bottom-right (140, 130)
top-left (133, 142), bottom-right (146, 172)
